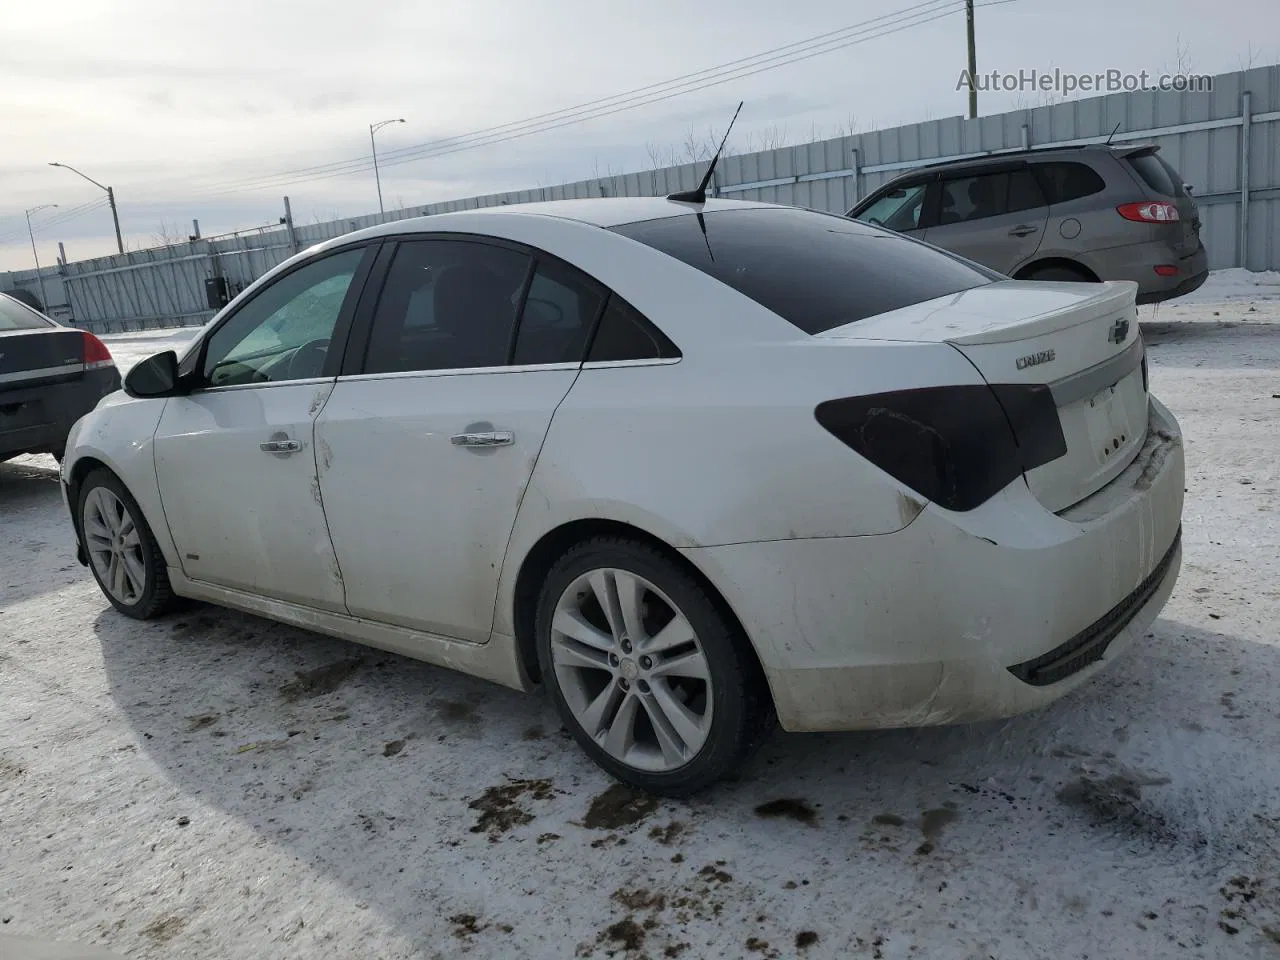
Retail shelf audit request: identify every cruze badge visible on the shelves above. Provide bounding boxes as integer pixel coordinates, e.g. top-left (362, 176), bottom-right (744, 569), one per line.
top-left (1016, 348), bottom-right (1055, 370)
top-left (1108, 318), bottom-right (1130, 344)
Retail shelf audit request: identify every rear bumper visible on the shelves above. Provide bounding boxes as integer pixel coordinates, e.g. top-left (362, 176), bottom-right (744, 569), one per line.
top-left (1092, 238), bottom-right (1208, 305)
top-left (0, 367), bottom-right (120, 459)
top-left (682, 396), bottom-right (1185, 732)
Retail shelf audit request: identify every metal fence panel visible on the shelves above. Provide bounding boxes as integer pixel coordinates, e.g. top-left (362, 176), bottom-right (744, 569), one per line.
top-left (4, 64), bottom-right (1278, 329)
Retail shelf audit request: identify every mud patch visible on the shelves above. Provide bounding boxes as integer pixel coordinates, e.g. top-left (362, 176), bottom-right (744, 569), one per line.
top-left (279, 657), bottom-right (363, 702)
top-left (437, 700), bottom-right (479, 725)
top-left (796, 931), bottom-right (820, 950)
top-left (449, 913), bottom-right (485, 939)
top-left (469, 778), bottom-right (554, 840)
top-left (185, 713), bottom-right (219, 731)
top-left (142, 916), bottom-right (185, 943)
top-left (383, 739), bottom-right (406, 757)
top-left (699, 864), bottom-right (733, 884)
top-left (1057, 760), bottom-right (1174, 840)
top-left (522, 725), bottom-right (545, 741)
top-left (612, 888), bottom-right (666, 912)
top-left (600, 917), bottom-right (645, 952)
top-left (583, 783), bottom-right (659, 830)
top-left (920, 807), bottom-right (957, 839)
top-left (754, 798), bottom-right (817, 825)
top-left (649, 821), bottom-right (685, 845)
top-left (872, 813), bottom-right (904, 827)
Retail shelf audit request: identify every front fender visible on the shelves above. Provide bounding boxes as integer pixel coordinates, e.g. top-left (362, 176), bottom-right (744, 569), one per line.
top-left (63, 394), bottom-right (177, 568)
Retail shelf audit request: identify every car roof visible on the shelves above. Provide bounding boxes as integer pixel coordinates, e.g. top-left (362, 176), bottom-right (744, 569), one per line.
top-left (872, 142), bottom-right (1158, 188)
top-left (327, 197), bottom-right (780, 250)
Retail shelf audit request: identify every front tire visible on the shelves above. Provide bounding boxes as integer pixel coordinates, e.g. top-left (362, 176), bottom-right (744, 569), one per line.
top-left (78, 468), bottom-right (176, 619)
top-left (534, 536), bottom-right (773, 796)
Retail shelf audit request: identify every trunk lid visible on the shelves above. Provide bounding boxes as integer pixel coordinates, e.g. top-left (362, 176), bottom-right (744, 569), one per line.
top-left (0, 328), bottom-right (88, 394)
top-left (816, 279), bottom-right (1147, 512)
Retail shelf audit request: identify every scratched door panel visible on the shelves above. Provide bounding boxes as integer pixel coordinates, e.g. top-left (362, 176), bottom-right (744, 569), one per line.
top-left (154, 379), bottom-right (347, 613)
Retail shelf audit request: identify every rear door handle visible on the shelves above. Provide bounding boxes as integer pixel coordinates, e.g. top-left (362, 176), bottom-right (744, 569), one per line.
top-left (1009, 225), bottom-right (1039, 237)
top-left (260, 439), bottom-right (302, 453)
top-left (450, 431), bottom-right (514, 447)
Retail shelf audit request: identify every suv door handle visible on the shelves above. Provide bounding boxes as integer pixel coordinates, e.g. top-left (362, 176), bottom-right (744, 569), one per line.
top-left (451, 431), bottom-right (514, 447)
top-left (260, 439), bottom-right (302, 454)
top-left (1009, 225), bottom-right (1039, 237)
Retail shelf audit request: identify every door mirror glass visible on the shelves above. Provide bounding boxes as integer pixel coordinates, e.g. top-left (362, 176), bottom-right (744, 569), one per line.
top-left (123, 350), bottom-right (180, 398)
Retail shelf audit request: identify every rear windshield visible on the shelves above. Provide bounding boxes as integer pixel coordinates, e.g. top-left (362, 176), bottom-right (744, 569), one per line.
top-left (610, 207), bottom-right (997, 335)
top-left (0, 295), bottom-right (54, 331)
top-left (1126, 151), bottom-right (1180, 197)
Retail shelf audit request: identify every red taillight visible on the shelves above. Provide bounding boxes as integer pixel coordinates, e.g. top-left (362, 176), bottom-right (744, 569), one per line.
top-left (1153, 264), bottom-right (1179, 277)
top-left (82, 331), bottom-right (115, 370)
top-left (1117, 201), bottom-right (1180, 223)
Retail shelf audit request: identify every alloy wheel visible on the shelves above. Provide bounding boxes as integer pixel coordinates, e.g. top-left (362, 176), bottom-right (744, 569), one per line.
top-left (82, 486), bottom-right (147, 606)
top-left (550, 567), bottom-right (713, 773)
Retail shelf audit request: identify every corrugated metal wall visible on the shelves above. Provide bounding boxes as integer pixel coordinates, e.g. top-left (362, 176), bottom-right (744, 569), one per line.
top-left (4, 63), bottom-right (1277, 332)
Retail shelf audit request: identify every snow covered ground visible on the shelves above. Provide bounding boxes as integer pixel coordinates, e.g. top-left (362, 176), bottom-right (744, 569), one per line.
top-left (2, 270), bottom-right (1279, 960)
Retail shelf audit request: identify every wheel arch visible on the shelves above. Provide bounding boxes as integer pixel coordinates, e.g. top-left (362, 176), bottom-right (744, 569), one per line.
top-left (510, 518), bottom-right (770, 699)
top-left (1013, 256), bottom-right (1101, 282)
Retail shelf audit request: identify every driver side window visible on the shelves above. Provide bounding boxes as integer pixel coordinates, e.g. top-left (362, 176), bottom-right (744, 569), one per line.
top-left (202, 248), bottom-right (366, 387)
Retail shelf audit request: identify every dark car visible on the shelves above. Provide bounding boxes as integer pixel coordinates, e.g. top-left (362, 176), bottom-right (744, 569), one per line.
top-left (0, 292), bottom-right (119, 462)
top-left (847, 143), bottom-right (1208, 305)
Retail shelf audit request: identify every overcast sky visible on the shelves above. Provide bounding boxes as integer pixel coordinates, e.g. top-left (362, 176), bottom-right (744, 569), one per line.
top-left (0, 0), bottom-right (1273, 272)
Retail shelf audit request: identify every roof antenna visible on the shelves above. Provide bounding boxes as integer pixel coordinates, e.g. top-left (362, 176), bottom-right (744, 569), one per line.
top-left (668, 101), bottom-right (743, 204)
top-left (1104, 121), bottom-right (1122, 146)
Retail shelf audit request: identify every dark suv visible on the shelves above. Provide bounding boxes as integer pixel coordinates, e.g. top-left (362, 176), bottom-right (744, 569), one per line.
top-left (847, 143), bottom-right (1208, 304)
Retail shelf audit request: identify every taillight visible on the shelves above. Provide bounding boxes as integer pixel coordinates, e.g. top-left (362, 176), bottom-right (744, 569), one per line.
top-left (814, 385), bottom-right (1066, 512)
top-left (1153, 264), bottom-right (1179, 277)
top-left (1117, 201), bottom-right (1180, 223)
top-left (82, 332), bottom-right (115, 370)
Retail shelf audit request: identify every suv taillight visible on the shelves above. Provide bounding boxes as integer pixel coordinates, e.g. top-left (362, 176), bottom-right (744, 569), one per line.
top-left (82, 332), bottom-right (115, 370)
top-left (814, 384), bottom-right (1066, 513)
top-left (1117, 201), bottom-right (1180, 223)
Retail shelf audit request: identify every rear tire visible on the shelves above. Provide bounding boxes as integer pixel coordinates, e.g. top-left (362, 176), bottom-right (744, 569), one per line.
top-left (78, 468), bottom-right (176, 620)
top-left (1023, 264), bottom-right (1097, 283)
top-left (535, 536), bottom-right (773, 797)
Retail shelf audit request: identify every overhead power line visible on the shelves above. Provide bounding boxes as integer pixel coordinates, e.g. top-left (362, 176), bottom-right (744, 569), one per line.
top-left (167, 0), bottom-right (1005, 200)
top-left (0, 198), bottom-right (110, 246)
top-left (193, 0), bottom-right (956, 194)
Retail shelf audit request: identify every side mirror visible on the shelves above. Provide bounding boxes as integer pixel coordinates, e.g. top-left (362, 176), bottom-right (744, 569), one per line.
top-left (123, 350), bottom-right (181, 398)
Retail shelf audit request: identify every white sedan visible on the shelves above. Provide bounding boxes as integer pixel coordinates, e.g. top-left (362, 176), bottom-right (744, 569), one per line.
top-left (61, 197), bottom-right (1183, 795)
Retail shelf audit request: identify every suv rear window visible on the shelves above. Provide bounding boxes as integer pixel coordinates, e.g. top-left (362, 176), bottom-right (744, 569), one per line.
top-left (610, 207), bottom-right (996, 335)
top-left (0, 295), bottom-right (54, 331)
top-left (1125, 151), bottom-right (1179, 197)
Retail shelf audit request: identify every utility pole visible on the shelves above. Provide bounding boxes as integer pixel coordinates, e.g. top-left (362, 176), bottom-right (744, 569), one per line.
top-left (369, 118), bottom-right (406, 215)
top-left (965, 0), bottom-right (978, 119)
top-left (24, 204), bottom-right (58, 312)
top-left (48, 162), bottom-right (125, 254)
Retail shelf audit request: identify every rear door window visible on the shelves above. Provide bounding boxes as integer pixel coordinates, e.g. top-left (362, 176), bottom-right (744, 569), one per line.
top-left (611, 207), bottom-right (995, 335)
top-left (935, 172), bottom-right (1009, 224)
top-left (0, 295), bottom-right (54, 330)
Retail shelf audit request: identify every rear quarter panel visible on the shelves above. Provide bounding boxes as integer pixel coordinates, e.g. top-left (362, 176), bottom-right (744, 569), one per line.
top-left (491, 336), bottom-right (987, 638)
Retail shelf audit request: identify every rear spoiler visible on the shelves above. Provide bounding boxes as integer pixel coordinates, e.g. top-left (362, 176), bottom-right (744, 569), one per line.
top-left (1115, 143), bottom-right (1160, 159)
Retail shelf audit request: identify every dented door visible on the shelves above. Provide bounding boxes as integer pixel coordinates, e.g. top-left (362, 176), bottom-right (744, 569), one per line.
top-left (153, 380), bottom-right (347, 612)
top-left (315, 369), bottom-right (577, 643)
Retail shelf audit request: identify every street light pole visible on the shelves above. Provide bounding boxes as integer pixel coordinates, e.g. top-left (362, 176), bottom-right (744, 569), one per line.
top-left (25, 204), bottom-right (58, 312)
top-left (48, 162), bottom-right (124, 254)
top-left (369, 118), bottom-right (406, 214)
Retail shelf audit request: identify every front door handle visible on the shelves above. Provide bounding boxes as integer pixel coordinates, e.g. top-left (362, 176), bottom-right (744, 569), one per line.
top-left (260, 439), bottom-right (302, 454)
top-left (1009, 224), bottom-right (1039, 237)
top-left (450, 431), bottom-right (514, 447)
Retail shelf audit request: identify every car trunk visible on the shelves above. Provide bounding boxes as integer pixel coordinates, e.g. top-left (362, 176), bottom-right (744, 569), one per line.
top-left (0, 329), bottom-right (88, 392)
top-left (815, 279), bottom-right (1148, 513)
